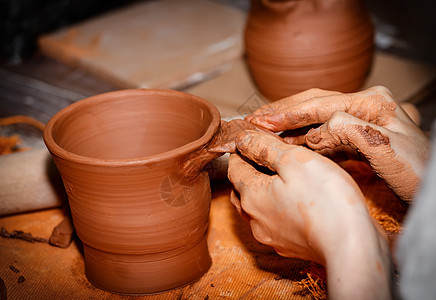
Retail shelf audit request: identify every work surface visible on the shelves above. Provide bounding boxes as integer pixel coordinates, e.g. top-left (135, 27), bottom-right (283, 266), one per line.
top-left (0, 162), bottom-right (403, 299)
top-left (0, 49), bottom-right (431, 300)
top-left (0, 1), bottom-right (435, 297)
top-left (0, 182), bottom-right (312, 299)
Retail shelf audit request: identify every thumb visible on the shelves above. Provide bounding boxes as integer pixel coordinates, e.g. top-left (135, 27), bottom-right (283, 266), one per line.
top-left (305, 111), bottom-right (391, 151)
top-left (304, 111), bottom-right (420, 202)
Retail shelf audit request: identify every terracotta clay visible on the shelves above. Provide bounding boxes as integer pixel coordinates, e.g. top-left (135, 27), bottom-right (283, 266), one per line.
top-left (181, 119), bottom-right (282, 179)
top-left (244, 0), bottom-right (374, 101)
top-left (43, 89), bottom-right (278, 294)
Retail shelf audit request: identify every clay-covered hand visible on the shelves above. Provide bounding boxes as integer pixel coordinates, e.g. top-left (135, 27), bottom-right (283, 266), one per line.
top-left (228, 130), bottom-right (393, 299)
top-left (246, 86), bottom-right (430, 203)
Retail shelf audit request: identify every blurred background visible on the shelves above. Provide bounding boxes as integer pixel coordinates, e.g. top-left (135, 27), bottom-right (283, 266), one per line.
top-left (1, 0), bottom-right (435, 65)
top-left (1, 0), bottom-right (436, 129)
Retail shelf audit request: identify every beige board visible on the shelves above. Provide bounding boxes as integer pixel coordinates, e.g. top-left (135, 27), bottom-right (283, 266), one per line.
top-left (38, 0), bottom-right (246, 90)
top-left (188, 52), bottom-right (436, 119)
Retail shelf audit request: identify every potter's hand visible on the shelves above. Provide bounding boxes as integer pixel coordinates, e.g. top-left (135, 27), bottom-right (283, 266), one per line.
top-left (246, 86), bottom-right (430, 203)
top-left (228, 131), bottom-right (393, 299)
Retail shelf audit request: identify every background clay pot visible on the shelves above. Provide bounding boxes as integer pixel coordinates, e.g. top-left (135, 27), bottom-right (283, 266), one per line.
top-left (244, 0), bottom-right (374, 101)
top-left (43, 89), bottom-right (221, 294)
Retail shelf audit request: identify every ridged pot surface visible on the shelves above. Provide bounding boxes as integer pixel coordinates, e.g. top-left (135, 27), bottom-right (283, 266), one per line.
top-left (245, 0), bottom-right (374, 101)
top-left (43, 89), bottom-right (220, 294)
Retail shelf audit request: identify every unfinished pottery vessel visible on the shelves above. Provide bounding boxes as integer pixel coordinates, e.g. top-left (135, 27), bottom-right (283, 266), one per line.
top-left (43, 89), bottom-right (276, 294)
top-left (244, 0), bottom-right (374, 101)
top-left (43, 89), bottom-right (222, 294)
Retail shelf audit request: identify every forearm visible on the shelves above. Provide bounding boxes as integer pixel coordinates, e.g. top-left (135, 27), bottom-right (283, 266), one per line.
top-left (324, 224), bottom-right (394, 299)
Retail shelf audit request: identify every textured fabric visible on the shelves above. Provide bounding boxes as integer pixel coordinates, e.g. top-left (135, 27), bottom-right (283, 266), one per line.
top-left (0, 183), bottom-right (312, 299)
top-left (398, 123), bottom-right (436, 299)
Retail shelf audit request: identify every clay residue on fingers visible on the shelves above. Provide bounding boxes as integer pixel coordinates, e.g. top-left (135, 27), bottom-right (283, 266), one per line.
top-left (181, 120), bottom-right (281, 179)
top-left (235, 131), bottom-right (281, 172)
top-left (207, 119), bottom-right (281, 153)
top-left (350, 124), bottom-right (419, 203)
top-left (356, 125), bottom-right (390, 146)
top-left (347, 91), bottom-right (397, 127)
top-left (248, 87), bottom-right (399, 132)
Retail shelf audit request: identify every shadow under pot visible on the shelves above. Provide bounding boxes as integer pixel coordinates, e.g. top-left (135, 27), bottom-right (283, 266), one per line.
top-left (43, 89), bottom-right (224, 294)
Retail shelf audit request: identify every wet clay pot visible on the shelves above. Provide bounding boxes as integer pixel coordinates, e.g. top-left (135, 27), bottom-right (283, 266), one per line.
top-left (244, 0), bottom-right (374, 101)
top-left (43, 89), bottom-right (224, 294)
top-left (44, 89), bottom-right (278, 294)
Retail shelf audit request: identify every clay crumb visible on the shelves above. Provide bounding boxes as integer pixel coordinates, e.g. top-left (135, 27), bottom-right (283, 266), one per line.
top-left (357, 125), bottom-right (389, 146)
top-left (9, 266), bottom-right (20, 273)
top-left (17, 276), bottom-right (25, 284)
top-left (49, 217), bottom-right (75, 248)
top-left (0, 227), bottom-right (49, 244)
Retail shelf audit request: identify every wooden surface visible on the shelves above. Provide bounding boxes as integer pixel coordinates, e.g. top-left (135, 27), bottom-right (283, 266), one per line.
top-left (38, 0), bottom-right (246, 90)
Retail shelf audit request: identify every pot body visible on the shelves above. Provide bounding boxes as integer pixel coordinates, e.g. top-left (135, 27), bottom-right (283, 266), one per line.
top-left (43, 89), bottom-right (220, 294)
top-left (245, 0), bottom-right (374, 101)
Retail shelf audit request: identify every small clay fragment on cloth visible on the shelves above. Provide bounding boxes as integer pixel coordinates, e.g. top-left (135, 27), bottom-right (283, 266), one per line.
top-left (0, 227), bottom-right (49, 244)
top-left (49, 217), bottom-right (75, 248)
top-left (9, 266), bottom-right (20, 273)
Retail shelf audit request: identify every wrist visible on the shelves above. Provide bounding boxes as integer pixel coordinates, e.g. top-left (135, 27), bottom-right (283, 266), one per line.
top-left (324, 219), bottom-right (393, 299)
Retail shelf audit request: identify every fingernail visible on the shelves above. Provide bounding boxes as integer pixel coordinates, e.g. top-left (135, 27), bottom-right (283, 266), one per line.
top-left (306, 128), bottom-right (322, 144)
top-left (235, 130), bottom-right (255, 148)
top-left (244, 115), bottom-right (253, 122)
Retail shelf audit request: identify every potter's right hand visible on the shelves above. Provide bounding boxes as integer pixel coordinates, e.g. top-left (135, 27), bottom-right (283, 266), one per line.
top-left (246, 86), bottom-right (430, 203)
top-left (228, 130), bottom-right (393, 299)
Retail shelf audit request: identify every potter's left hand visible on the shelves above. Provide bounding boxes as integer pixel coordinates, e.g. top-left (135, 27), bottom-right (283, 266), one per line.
top-left (246, 86), bottom-right (430, 203)
top-left (228, 130), bottom-right (393, 299)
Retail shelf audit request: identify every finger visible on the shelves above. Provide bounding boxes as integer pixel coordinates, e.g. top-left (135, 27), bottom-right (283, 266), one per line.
top-left (248, 86), bottom-right (397, 132)
top-left (245, 88), bottom-right (341, 123)
top-left (235, 130), bottom-right (300, 174)
top-left (399, 102), bottom-right (420, 126)
top-left (280, 125), bottom-right (318, 145)
top-left (227, 153), bottom-right (274, 194)
top-left (305, 111), bottom-right (393, 153)
top-left (282, 135), bottom-right (305, 145)
top-left (316, 146), bottom-right (363, 163)
top-left (229, 190), bottom-right (250, 221)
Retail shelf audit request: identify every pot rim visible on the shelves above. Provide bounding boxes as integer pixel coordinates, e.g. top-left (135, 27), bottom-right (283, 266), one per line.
top-left (43, 89), bottom-right (221, 167)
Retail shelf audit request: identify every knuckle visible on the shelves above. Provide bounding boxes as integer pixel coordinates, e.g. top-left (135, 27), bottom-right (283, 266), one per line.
top-left (328, 111), bottom-right (351, 129)
top-left (369, 86), bottom-right (395, 103)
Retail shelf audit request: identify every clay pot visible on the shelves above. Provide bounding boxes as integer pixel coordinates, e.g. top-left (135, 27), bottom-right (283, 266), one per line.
top-left (44, 89), bottom-right (278, 294)
top-left (43, 89), bottom-right (225, 294)
top-left (244, 0), bottom-right (374, 101)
